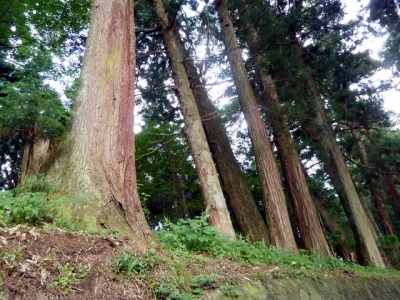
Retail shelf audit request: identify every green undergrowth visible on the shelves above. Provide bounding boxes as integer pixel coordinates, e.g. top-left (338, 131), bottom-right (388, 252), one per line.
top-left (110, 213), bottom-right (400, 299)
top-left (0, 175), bottom-right (84, 228)
top-left (1, 183), bottom-right (399, 299)
top-left (156, 213), bottom-right (398, 275)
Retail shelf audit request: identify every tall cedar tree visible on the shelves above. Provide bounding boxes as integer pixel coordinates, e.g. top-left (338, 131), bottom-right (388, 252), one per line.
top-left (214, 0), bottom-right (297, 252)
top-left (291, 37), bottom-right (385, 268)
top-left (261, 0), bottom-right (386, 267)
top-left (46, 0), bottom-right (154, 241)
top-left (233, 0), bottom-right (331, 255)
top-left (382, 171), bottom-right (400, 221)
top-left (174, 28), bottom-right (270, 243)
top-left (349, 127), bottom-right (396, 236)
top-left (152, 0), bottom-right (236, 238)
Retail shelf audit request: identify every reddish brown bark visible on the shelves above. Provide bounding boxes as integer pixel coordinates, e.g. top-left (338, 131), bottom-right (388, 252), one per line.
top-left (20, 139), bottom-right (51, 178)
top-left (318, 205), bottom-right (355, 261)
top-left (354, 139), bottom-right (394, 235)
top-left (382, 171), bottom-right (400, 220)
top-left (215, 0), bottom-right (297, 252)
top-left (254, 61), bottom-right (331, 255)
top-left (174, 31), bottom-right (270, 243)
top-left (46, 0), bottom-right (153, 242)
top-left (292, 38), bottom-right (385, 267)
top-left (350, 128), bottom-right (396, 235)
top-left (153, 0), bottom-right (236, 238)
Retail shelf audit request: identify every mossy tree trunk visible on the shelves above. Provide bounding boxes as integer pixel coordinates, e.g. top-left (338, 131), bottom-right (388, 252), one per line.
top-left (46, 0), bottom-right (154, 242)
top-left (215, 0), bottom-right (297, 252)
top-left (152, 0), bottom-right (236, 238)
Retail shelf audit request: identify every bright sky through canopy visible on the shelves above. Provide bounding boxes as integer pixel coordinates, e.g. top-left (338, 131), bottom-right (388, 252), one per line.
top-left (342, 0), bottom-right (400, 114)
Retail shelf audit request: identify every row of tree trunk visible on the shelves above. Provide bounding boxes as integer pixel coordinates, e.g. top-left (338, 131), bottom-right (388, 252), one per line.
top-left (33, 0), bottom-right (398, 269)
top-left (149, 0), bottom-right (386, 266)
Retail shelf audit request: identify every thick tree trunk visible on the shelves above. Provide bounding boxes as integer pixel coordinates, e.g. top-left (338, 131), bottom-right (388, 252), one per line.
top-left (153, 0), bottom-right (236, 238)
top-left (215, 0), bottom-right (297, 252)
top-left (350, 128), bottom-right (396, 236)
top-left (174, 30), bottom-right (270, 243)
top-left (46, 0), bottom-right (153, 242)
top-left (382, 171), bottom-right (400, 220)
top-left (292, 40), bottom-right (385, 267)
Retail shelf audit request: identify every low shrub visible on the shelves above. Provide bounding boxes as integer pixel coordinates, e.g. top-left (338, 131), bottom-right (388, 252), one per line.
top-left (0, 190), bottom-right (53, 225)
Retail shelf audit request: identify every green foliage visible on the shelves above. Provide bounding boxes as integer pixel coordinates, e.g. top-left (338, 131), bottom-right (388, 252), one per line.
top-left (0, 175), bottom-right (84, 226)
top-left (189, 274), bottom-right (220, 295)
top-left (0, 0), bottom-right (89, 190)
top-left (379, 235), bottom-right (400, 268)
top-left (1, 252), bottom-right (17, 262)
top-left (136, 121), bottom-right (203, 227)
top-left (0, 52), bottom-right (70, 189)
top-left (113, 251), bottom-right (203, 299)
top-left (0, 190), bottom-right (53, 225)
top-left (250, 272), bottom-right (271, 284)
top-left (220, 283), bottom-right (242, 298)
top-left (379, 235), bottom-right (399, 249)
top-left (154, 283), bottom-right (198, 300)
top-left (17, 175), bottom-right (57, 194)
top-left (368, 0), bottom-right (400, 70)
top-left (108, 216), bottom-right (400, 298)
top-left (192, 274), bottom-right (219, 290)
top-left (113, 251), bottom-right (160, 278)
top-left (157, 213), bottom-right (226, 253)
top-left (157, 215), bottom-right (353, 271)
top-left (53, 262), bottom-right (90, 294)
top-left (0, 68), bottom-right (70, 138)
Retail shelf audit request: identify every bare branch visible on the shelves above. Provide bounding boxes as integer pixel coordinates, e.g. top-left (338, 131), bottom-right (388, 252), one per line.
top-left (135, 24), bottom-right (161, 34)
top-left (136, 50), bottom-right (165, 59)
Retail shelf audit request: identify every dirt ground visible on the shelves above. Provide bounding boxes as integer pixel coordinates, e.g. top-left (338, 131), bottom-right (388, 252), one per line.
top-left (0, 224), bottom-right (281, 299)
top-left (1, 224), bottom-right (143, 299)
top-left (0, 224), bottom-right (389, 300)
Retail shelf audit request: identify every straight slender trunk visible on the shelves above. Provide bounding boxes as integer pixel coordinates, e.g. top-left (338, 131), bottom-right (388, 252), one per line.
top-left (382, 171), bottom-right (400, 220)
top-left (257, 71), bottom-right (331, 255)
top-left (176, 174), bottom-right (189, 218)
top-left (303, 137), bottom-right (381, 243)
top-left (351, 128), bottom-right (396, 235)
top-left (153, 0), bottom-right (236, 238)
top-left (174, 30), bottom-right (270, 243)
top-left (215, 0), bottom-right (297, 251)
top-left (231, 0), bottom-right (325, 251)
top-left (292, 39), bottom-right (385, 267)
top-left (46, 0), bottom-right (153, 242)
top-left (361, 195), bottom-right (382, 241)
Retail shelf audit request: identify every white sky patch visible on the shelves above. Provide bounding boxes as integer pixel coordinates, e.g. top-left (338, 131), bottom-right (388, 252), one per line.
top-left (342, 0), bottom-right (400, 114)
